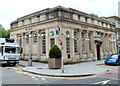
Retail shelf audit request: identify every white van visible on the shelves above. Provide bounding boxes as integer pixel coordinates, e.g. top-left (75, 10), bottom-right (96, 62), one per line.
top-left (0, 38), bottom-right (22, 65)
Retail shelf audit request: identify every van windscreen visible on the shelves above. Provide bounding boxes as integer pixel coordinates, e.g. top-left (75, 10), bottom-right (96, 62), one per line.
top-left (5, 46), bottom-right (19, 54)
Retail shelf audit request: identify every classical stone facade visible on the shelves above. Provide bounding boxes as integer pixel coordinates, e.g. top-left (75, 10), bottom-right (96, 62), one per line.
top-left (106, 16), bottom-right (120, 53)
top-left (10, 6), bottom-right (117, 63)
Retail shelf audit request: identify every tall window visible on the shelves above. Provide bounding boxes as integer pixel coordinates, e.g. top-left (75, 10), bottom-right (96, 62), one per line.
top-left (88, 33), bottom-right (92, 52)
top-left (50, 38), bottom-right (55, 48)
top-left (66, 38), bottom-right (70, 53)
top-left (82, 33), bottom-right (85, 53)
top-left (33, 34), bottom-right (37, 43)
top-left (26, 35), bottom-right (29, 44)
top-left (42, 32), bottom-right (46, 54)
top-left (74, 32), bottom-right (78, 53)
top-left (105, 35), bottom-right (107, 51)
top-left (19, 36), bottom-right (22, 47)
top-left (85, 17), bottom-right (87, 23)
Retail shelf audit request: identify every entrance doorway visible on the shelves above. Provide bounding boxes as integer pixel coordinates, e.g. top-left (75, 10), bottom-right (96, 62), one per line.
top-left (96, 45), bottom-right (101, 60)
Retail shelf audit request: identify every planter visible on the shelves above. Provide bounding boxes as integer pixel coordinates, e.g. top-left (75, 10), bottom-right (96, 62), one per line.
top-left (48, 58), bottom-right (61, 69)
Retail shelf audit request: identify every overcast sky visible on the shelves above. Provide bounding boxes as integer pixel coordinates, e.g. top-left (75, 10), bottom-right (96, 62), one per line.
top-left (0, 0), bottom-right (120, 30)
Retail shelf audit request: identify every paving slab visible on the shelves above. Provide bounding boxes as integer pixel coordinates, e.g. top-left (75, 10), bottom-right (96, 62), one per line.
top-left (19, 60), bottom-right (109, 77)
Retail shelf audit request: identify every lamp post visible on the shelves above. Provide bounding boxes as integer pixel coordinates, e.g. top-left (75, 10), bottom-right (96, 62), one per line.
top-left (58, 27), bottom-right (64, 73)
top-left (28, 46), bottom-right (32, 66)
top-left (28, 34), bottom-right (32, 66)
top-left (58, 7), bottom-right (64, 73)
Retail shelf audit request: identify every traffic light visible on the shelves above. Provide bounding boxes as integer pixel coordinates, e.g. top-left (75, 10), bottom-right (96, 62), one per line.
top-left (55, 30), bottom-right (59, 35)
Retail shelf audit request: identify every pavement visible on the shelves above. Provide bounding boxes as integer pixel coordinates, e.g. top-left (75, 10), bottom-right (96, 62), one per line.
top-left (18, 60), bottom-right (111, 77)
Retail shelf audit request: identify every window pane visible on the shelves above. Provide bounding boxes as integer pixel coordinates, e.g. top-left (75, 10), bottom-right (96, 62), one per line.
top-left (66, 38), bottom-right (70, 53)
top-left (82, 33), bottom-right (85, 53)
top-left (88, 33), bottom-right (92, 52)
top-left (74, 32), bottom-right (78, 53)
top-left (42, 32), bottom-right (46, 54)
top-left (33, 34), bottom-right (37, 43)
top-left (50, 38), bottom-right (55, 48)
top-left (26, 35), bottom-right (29, 43)
top-left (19, 36), bottom-right (22, 47)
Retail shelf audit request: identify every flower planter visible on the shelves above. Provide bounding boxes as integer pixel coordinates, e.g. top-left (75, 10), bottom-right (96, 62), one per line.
top-left (48, 58), bottom-right (61, 69)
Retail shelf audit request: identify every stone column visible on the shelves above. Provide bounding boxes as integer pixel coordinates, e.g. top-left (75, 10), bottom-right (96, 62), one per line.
top-left (107, 34), bottom-right (110, 55)
top-left (71, 29), bottom-right (75, 62)
top-left (29, 31), bottom-right (32, 60)
top-left (111, 35), bottom-right (114, 53)
top-left (45, 28), bottom-right (49, 60)
top-left (107, 34), bottom-right (109, 54)
top-left (114, 35), bottom-right (117, 53)
top-left (79, 30), bottom-right (82, 59)
top-left (86, 31), bottom-right (89, 58)
top-left (91, 31), bottom-right (94, 59)
top-left (93, 31), bottom-right (97, 60)
top-left (22, 33), bottom-right (25, 59)
top-left (109, 34), bottom-right (112, 54)
top-left (102, 33), bottom-right (104, 54)
top-left (104, 33), bottom-right (108, 56)
top-left (109, 35), bottom-right (112, 54)
top-left (36, 30), bottom-right (41, 61)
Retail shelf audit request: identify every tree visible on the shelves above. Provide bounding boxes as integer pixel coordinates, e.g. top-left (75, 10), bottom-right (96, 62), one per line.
top-left (0, 24), bottom-right (10, 38)
top-left (48, 45), bottom-right (62, 69)
top-left (49, 45), bottom-right (62, 58)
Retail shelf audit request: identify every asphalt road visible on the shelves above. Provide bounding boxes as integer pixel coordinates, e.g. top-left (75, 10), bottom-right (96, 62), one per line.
top-left (0, 64), bottom-right (120, 86)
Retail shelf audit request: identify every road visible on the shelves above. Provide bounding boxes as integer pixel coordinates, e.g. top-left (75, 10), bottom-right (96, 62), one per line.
top-left (0, 64), bottom-right (120, 86)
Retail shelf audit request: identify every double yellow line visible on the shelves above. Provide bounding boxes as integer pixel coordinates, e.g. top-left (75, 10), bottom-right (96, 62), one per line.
top-left (16, 71), bottom-right (109, 80)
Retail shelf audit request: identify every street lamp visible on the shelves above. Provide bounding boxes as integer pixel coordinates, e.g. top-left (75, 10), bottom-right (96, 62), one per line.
top-left (58, 27), bottom-right (64, 73)
top-left (28, 35), bottom-right (32, 66)
top-left (58, 7), bottom-right (64, 73)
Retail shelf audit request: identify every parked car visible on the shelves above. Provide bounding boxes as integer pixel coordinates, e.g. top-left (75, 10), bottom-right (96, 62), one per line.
top-left (105, 54), bottom-right (120, 66)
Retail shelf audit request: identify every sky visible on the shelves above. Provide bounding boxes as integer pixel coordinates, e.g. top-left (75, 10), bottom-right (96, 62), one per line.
top-left (0, 0), bottom-right (120, 30)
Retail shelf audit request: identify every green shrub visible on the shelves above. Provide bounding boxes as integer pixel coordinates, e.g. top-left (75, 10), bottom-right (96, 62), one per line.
top-left (49, 45), bottom-right (62, 58)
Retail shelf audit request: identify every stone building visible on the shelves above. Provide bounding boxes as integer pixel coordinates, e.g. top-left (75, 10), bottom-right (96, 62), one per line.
top-left (10, 6), bottom-right (117, 63)
top-left (106, 16), bottom-right (120, 53)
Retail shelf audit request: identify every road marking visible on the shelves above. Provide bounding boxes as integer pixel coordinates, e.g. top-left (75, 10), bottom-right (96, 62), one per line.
top-left (93, 80), bottom-right (110, 85)
top-left (16, 71), bottom-right (109, 80)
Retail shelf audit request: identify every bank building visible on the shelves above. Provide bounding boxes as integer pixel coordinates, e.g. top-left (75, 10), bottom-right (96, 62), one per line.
top-left (10, 6), bottom-right (117, 63)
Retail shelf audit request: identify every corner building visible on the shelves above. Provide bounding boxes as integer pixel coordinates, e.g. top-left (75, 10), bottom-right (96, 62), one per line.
top-left (10, 6), bottom-right (117, 63)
